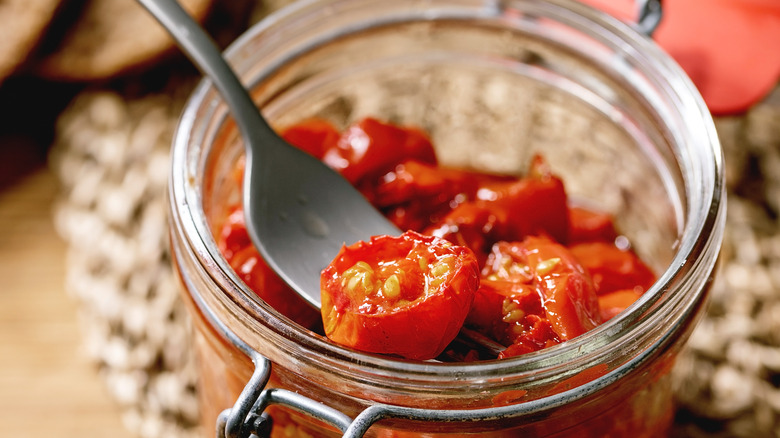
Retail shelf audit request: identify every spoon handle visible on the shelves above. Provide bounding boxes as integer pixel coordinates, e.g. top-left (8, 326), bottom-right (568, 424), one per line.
top-left (136, 0), bottom-right (271, 147)
top-left (138, 0), bottom-right (401, 309)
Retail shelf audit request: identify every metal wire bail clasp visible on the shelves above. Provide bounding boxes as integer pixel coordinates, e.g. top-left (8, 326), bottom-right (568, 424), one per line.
top-left (216, 353), bottom-right (272, 438)
top-left (172, 230), bottom-right (356, 437)
top-left (215, 350), bottom-right (355, 438)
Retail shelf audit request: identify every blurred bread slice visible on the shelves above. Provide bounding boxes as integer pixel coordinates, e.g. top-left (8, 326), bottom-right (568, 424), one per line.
top-left (36, 0), bottom-right (213, 81)
top-left (0, 0), bottom-right (63, 85)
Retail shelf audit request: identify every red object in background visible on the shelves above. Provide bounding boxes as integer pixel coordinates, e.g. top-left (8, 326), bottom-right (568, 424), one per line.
top-left (581, 0), bottom-right (780, 115)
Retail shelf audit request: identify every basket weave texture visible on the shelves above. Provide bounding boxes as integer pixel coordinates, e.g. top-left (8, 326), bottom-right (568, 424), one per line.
top-left (52, 86), bottom-right (201, 438)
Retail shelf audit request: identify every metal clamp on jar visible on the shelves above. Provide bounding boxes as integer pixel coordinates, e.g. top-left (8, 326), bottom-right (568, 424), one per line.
top-left (168, 0), bottom-right (725, 437)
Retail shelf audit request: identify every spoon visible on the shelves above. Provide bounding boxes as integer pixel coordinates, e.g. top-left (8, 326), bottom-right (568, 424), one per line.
top-left (137, 0), bottom-right (399, 308)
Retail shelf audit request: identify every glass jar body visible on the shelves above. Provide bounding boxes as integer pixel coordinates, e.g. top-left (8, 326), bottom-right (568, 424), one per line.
top-left (168, 0), bottom-right (724, 436)
top-left (174, 279), bottom-right (705, 437)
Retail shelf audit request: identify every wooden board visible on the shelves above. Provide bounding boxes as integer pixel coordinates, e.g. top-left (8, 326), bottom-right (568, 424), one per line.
top-left (0, 167), bottom-right (136, 438)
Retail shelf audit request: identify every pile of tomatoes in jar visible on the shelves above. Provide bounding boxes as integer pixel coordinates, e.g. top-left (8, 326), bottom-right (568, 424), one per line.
top-left (217, 118), bottom-right (656, 361)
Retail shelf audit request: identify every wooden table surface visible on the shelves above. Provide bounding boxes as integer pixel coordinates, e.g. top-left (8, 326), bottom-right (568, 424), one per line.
top-left (0, 167), bottom-right (135, 437)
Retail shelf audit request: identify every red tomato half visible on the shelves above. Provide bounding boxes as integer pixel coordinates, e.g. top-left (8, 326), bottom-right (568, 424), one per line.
top-left (569, 242), bottom-right (656, 296)
top-left (521, 236), bottom-right (602, 340)
top-left (320, 231), bottom-right (479, 360)
top-left (280, 118), bottom-right (340, 160)
top-left (466, 278), bottom-right (559, 355)
top-left (598, 289), bottom-right (644, 321)
top-left (372, 160), bottom-right (511, 208)
top-left (425, 156), bottom-right (568, 260)
top-left (322, 118), bottom-right (437, 185)
top-left (218, 207), bottom-right (251, 260)
top-left (568, 206), bottom-right (618, 243)
top-left (479, 237), bottom-right (602, 343)
top-left (371, 160), bottom-right (492, 232)
top-left (217, 207), bottom-right (321, 329)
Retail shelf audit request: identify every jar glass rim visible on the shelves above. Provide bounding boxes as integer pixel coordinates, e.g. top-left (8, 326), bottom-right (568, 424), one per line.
top-left (170, 0), bottom-right (724, 389)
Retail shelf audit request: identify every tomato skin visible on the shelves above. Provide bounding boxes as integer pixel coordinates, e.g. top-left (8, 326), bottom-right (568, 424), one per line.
top-left (479, 237), bottom-right (601, 342)
top-left (466, 277), bottom-right (564, 359)
top-left (568, 206), bottom-right (618, 243)
top-left (522, 236), bottom-right (601, 339)
top-left (423, 203), bottom-right (493, 265)
top-left (489, 157), bottom-right (569, 243)
top-left (383, 203), bottom-right (447, 233)
top-left (372, 160), bottom-right (471, 207)
top-left (598, 289), bottom-right (644, 321)
top-left (569, 242), bottom-right (656, 296)
top-left (322, 118), bottom-right (437, 185)
top-left (218, 207), bottom-right (321, 329)
top-left (320, 231), bottom-right (479, 360)
top-left (228, 246), bottom-right (322, 329)
top-left (372, 160), bottom-right (511, 208)
top-left (218, 207), bottom-right (251, 260)
top-left (424, 157), bottom-right (569, 257)
top-left (372, 161), bottom-right (490, 232)
top-left (280, 118), bottom-right (340, 160)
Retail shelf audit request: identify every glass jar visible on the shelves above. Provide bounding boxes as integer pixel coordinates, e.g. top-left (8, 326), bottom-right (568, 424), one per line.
top-left (168, 0), bottom-right (725, 436)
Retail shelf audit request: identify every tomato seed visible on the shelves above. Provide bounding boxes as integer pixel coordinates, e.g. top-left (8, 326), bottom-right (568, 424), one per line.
top-left (535, 258), bottom-right (561, 276)
top-left (343, 261), bottom-right (376, 296)
top-left (382, 274), bottom-right (401, 299)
